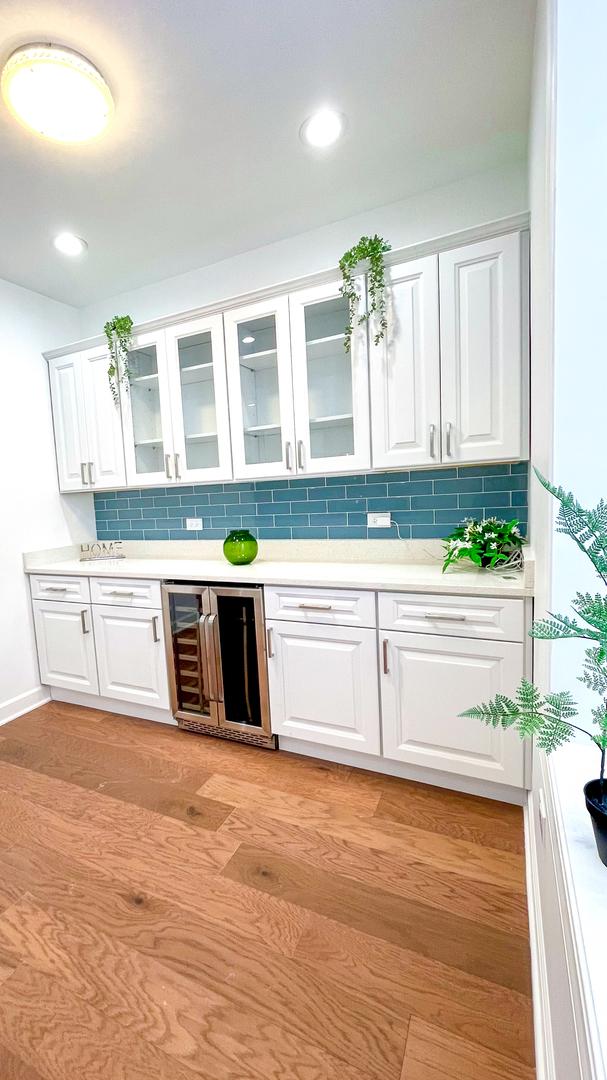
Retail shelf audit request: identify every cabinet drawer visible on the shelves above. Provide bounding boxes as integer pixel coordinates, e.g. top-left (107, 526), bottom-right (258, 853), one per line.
top-left (91, 577), bottom-right (162, 608)
top-left (378, 591), bottom-right (525, 642)
top-left (264, 585), bottom-right (375, 627)
top-left (30, 574), bottom-right (91, 603)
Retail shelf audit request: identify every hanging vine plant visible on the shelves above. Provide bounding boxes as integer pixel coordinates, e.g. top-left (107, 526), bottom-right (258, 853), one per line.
top-left (338, 234), bottom-right (391, 351)
top-left (104, 314), bottom-right (134, 404)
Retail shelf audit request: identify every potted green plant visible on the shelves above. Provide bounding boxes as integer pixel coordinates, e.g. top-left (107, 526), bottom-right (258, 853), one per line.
top-left (461, 472), bottom-right (607, 866)
top-left (443, 517), bottom-right (525, 572)
top-left (104, 314), bottom-right (134, 404)
top-left (339, 235), bottom-right (391, 352)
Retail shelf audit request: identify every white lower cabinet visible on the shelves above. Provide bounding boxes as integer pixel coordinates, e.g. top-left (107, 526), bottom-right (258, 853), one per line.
top-left (92, 604), bottom-right (170, 710)
top-left (33, 600), bottom-right (99, 695)
top-left (266, 619), bottom-right (381, 754)
top-left (380, 631), bottom-right (525, 786)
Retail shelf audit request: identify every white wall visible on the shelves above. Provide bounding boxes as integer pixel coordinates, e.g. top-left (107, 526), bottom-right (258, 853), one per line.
top-left (0, 278), bottom-right (95, 723)
top-left (79, 161), bottom-right (527, 333)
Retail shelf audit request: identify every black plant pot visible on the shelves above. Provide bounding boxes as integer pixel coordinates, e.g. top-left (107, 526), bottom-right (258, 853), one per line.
top-left (584, 779), bottom-right (607, 867)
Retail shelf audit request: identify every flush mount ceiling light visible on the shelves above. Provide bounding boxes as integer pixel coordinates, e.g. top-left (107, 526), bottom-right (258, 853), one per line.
top-left (1, 43), bottom-right (113, 142)
top-left (53, 232), bottom-right (88, 256)
top-left (242, 335), bottom-right (255, 344)
top-left (300, 107), bottom-right (345, 149)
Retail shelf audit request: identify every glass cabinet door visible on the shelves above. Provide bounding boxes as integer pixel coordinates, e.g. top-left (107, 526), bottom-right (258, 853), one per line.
top-left (121, 330), bottom-right (175, 485)
top-left (166, 316), bottom-right (232, 482)
top-left (224, 296), bottom-right (296, 479)
top-left (289, 279), bottom-right (370, 474)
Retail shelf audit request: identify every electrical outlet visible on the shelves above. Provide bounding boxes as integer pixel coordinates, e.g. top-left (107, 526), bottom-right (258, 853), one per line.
top-left (185, 517), bottom-right (203, 530)
top-left (367, 512), bottom-right (392, 529)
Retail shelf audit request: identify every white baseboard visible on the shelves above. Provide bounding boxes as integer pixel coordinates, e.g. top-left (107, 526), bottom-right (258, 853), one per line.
top-left (278, 736), bottom-right (525, 805)
top-left (525, 792), bottom-right (556, 1080)
top-left (50, 687), bottom-right (177, 726)
top-left (0, 686), bottom-right (50, 727)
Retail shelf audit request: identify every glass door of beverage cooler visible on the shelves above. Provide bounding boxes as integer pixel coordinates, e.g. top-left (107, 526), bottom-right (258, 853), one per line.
top-left (162, 584), bottom-right (219, 725)
top-left (209, 586), bottom-right (271, 738)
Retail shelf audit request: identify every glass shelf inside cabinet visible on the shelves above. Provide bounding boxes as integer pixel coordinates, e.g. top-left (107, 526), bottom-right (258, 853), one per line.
top-left (238, 315), bottom-right (282, 466)
top-left (128, 344), bottom-right (165, 474)
top-left (304, 297), bottom-right (354, 459)
top-left (177, 331), bottom-right (219, 470)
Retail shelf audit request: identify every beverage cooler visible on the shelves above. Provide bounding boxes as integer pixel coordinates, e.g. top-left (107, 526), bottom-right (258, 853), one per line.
top-left (161, 582), bottom-right (275, 749)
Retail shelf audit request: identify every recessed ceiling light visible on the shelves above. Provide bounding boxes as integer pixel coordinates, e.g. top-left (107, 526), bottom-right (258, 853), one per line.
top-left (53, 232), bottom-right (88, 257)
top-left (1, 43), bottom-right (113, 143)
top-left (300, 108), bottom-right (345, 149)
top-left (242, 335), bottom-right (255, 344)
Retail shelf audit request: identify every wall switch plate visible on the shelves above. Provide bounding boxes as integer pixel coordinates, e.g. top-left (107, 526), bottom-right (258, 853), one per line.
top-left (185, 518), bottom-right (203, 530)
top-left (367, 512), bottom-right (392, 529)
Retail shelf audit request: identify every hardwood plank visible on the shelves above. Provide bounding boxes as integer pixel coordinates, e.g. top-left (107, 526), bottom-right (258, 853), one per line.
top-left (0, 964), bottom-right (217, 1080)
top-left (401, 1016), bottom-right (535, 1080)
top-left (0, 837), bottom-right (306, 960)
top-left (375, 782), bottom-right (525, 854)
top-left (204, 774), bottom-right (526, 892)
top-left (0, 1044), bottom-right (46, 1080)
top-left (222, 844), bottom-right (532, 995)
top-left (0, 898), bottom-right (372, 1080)
top-left (0, 737), bottom-right (232, 831)
top-left (295, 914), bottom-right (535, 1069)
top-left (220, 809), bottom-right (529, 935)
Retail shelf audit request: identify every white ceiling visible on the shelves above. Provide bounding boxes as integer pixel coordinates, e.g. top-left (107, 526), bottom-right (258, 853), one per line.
top-left (0, 0), bottom-right (536, 307)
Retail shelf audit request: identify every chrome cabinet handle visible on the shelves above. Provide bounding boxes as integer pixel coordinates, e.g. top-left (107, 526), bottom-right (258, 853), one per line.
top-left (297, 440), bottom-right (305, 470)
top-left (429, 423), bottom-right (436, 459)
top-left (285, 441), bottom-right (293, 471)
top-left (80, 609), bottom-right (89, 634)
top-left (266, 626), bottom-right (274, 658)
top-left (88, 461), bottom-right (95, 485)
top-left (382, 638), bottom-right (390, 675)
top-left (80, 463), bottom-right (89, 485)
top-left (297, 602), bottom-right (333, 611)
top-left (152, 615), bottom-right (160, 643)
top-left (445, 421), bottom-right (453, 457)
top-left (424, 612), bottom-right (467, 622)
top-left (165, 453), bottom-right (172, 480)
top-left (108, 588), bottom-right (136, 596)
top-left (42, 585), bottom-right (68, 592)
top-left (174, 453), bottom-right (181, 481)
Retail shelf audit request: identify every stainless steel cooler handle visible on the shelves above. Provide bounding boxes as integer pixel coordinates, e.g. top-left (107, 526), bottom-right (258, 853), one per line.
top-left (204, 613), bottom-right (223, 702)
top-left (198, 614), bottom-right (212, 700)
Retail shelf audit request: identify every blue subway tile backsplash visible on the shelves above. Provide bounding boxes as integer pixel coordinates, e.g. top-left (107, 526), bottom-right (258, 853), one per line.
top-left (94, 464), bottom-right (529, 542)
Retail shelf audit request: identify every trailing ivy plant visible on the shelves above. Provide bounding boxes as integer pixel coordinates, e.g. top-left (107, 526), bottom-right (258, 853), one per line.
top-left (339, 235), bottom-right (391, 352)
top-left (104, 314), bottom-right (134, 404)
top-left (461, 470), bottom-right (607, 803)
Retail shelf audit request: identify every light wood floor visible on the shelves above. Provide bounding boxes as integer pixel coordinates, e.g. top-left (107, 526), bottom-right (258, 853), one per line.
top-left (0, 701), bottom-right (535, 1079)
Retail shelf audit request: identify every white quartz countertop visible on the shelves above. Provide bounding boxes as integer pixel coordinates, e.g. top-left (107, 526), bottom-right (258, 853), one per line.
top-left (24, 556), bottom-right (533, 597)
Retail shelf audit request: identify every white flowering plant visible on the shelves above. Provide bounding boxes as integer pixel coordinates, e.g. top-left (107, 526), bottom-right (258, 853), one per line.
top-left (442, 517), bottom-right (525, 572)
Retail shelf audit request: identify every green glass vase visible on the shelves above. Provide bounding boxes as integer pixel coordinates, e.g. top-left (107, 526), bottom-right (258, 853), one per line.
top-left (223, 529), bottom-right (258, 566)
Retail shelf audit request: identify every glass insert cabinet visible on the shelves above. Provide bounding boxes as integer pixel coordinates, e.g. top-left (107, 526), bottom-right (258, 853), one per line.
top-left (224, 277), bottom-right (370, 480)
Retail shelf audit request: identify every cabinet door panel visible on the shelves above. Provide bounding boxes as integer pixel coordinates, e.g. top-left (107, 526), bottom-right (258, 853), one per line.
top-left (80, 345), bottom-right (126, 489)
top-left (267, 620), bottom-right (380, 754)
top-left (121, 331), bottom-right (175, 486)
top-left (92, 604), bottom-right (169, 709)
top-left (224, 297), bottom-right (296, 479)
top-left (370, 256), bottom-right (440, 468)
top-left (166, 315), bottom-right (232, 483)
top-left (289, 278), bottom-right (370, 474)
top-left (33, 600), bottom-right (98, 694)
top-left (48, 354), bottom-right (89, 492)
top-left (439, 232), bottom-right (525, 463)
top-left (380, 631), bottom-right (524, 785)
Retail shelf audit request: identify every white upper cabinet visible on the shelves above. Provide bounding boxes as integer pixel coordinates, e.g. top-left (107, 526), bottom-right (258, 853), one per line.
top-left (439, 231), bottom-right (526, 463)
top-left (49, 348), bottom-right (125, 492)
top-left (289, 278), bottom-right (370, 474)
top-left (120, 330), bottom-right (175, 485)
top-left (224, 296), bottom-right (296, 479)
top-left (165, 316), bottom-right (232, 483)
top-left (79, 345), bottom-right (127, 489)
top-left (370, 255), bottom-right (440, 469)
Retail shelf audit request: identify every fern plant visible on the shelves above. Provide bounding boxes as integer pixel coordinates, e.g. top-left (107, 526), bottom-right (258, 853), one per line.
top-left (462, 470), bottom-right (607, 804)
